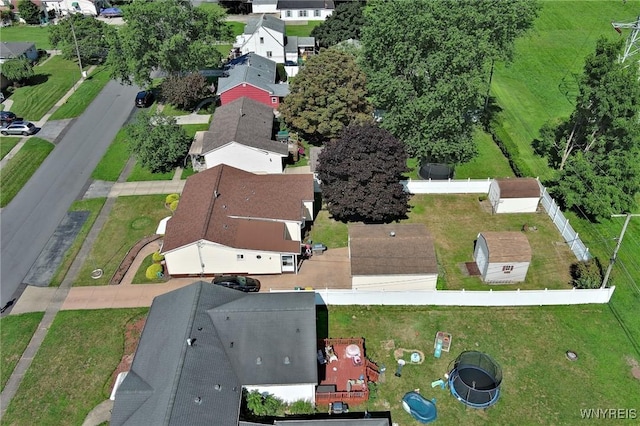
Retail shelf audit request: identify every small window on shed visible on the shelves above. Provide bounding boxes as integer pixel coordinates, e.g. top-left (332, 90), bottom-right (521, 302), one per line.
top-left (502, 265), bottom-right (514, 273)
top-left (271, 97), bottom-right (278, 104)
top-left (260, 37), bottom-right (264, 44)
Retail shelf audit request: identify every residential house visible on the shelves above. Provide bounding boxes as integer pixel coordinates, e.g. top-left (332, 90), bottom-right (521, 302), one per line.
top-left (111, 282), bottom-right (318, 425)
top-left (160, 164), bottom-right (314, 276)
top-left (488, 178), bottom-right (541, 214)
top-left (251, 0), bottom-right (278, 14)
top-left (217, 53), bottom-right (289, 108)
top-left (278, 0), bottom-right (334, 21)
top-left (188, 96), bottom-right (289, 173)
top-left (349, 224), bottom-right (439, 290)
top-left (0, 42), bottom-right (38, 64)
top-left (474, 232), bottom-right (532, 283)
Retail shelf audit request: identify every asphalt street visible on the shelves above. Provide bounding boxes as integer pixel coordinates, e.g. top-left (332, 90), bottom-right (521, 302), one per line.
top-left (0, 80), bottom-right (139, 306)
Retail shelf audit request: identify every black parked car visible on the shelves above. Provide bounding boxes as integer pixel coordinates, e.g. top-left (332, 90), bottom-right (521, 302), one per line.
top-left (135, 91), bottom-right (154, 108)
top-left (211, 275), bottom-right (261, 292)
top-left (0, 111), bottom-right (18, 126)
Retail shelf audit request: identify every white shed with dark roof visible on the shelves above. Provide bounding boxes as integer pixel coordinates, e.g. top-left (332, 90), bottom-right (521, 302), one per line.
top-left (488, 178), bottom-right (541, 213)
top-left (474, 232), bottom-right (532, 283)
top-left (348, 224), bottom-right (438, 291)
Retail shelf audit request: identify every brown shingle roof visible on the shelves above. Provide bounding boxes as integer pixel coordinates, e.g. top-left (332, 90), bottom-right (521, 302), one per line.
top-left (162, 165), bottom-right (313, 253)
top-left (496, 178), bottom-right (540, 198)
top-left (480, 232), bottom-right (532, 262)
top-left (349, 224), bottom-right (438, 276)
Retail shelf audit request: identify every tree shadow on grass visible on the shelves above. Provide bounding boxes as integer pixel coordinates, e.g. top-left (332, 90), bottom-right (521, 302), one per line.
top-left (27, 73), bottom-right (51, 86)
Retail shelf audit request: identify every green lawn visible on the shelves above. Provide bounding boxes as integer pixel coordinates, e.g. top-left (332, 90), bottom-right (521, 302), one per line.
top-left (48, 67), bottom-right (112, 120)
top-left (286, 22), bottom-right (322, 37)
top-left (0, 25), bottom-right (52, 49)
top-left (0, 137), bottom-right (21, 159)
top-left (490, 0), bottom-right (638, 180)
top-left (227, 20), bottom-right (245, 36)
top-left (2, 309), bottom-right (147, 426)
top-left (455, 129), bottom-right (515, 179)
top-left (73, 195), bottom-right (170, 286)
top-left (0, 137), bottom-right (54, 207)
top-left (308, 210), bottom-right (349, 249)
top-left (0, 312), bottom-right (44, 392)
top-left (91, 128), bottom-right (130, 181)
top-left (9, 56), bottom-right (81, 121)
top-left (131, 254), bottom-right (167, 284)
top-left (329, 304), bottom-right (640, 425)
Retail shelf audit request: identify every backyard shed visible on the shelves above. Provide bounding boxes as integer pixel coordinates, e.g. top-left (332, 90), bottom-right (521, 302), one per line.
top-left (349, 224), bottom-right (438, 290)
top-left (474, 232), bottom-right (532, 283)
top-left (488, 178), bottom-right (541, 213)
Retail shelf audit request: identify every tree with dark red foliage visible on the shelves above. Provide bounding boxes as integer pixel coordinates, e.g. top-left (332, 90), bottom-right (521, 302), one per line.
top-left (317, 123), bottom-right (409, 223)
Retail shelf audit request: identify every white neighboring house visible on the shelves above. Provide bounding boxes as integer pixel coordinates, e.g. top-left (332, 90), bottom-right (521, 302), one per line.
top-left (233, 14), bottom-right (287, 63)
top-left (0, 42), bottom-right (38, 64)
top-left (349, 224), bottom-right (439, 291)
top-left (252, 0), bottom-right (278, 13)
top-left (278, 0), bottom-right (335, 21)
top-left (41, 0), bottom-right (98, 16)
top-left (161, 164), bottom-right (315, 277)
top-left (188, 96), bottom-right (289, 174)
top-left (488, 178), bottom-right (541, 214)
top-left (474, 232), bottom-right (532, 283)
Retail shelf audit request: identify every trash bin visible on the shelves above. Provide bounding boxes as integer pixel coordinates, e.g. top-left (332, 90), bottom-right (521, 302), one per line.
top-left (312, 243), bottom-right (327, 256)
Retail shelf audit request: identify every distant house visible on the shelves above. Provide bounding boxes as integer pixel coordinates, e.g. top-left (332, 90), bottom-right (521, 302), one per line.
top-left (111, 282), bottom-right (318, 425)
top-left (217, 53), bottom-right (289, 108)
top-left (188, 96), bottom-right (289, 174)
top-left (0, 42), bottom-right (38, 64)
top-left (277, 0), bottom-right (335, 21)
top-left (349, 224), bottom-right (439, 290)
top-left (474, 232), bottom-right (532, 283)
top-left (161, 164), bottom-right (314, 276)
top-left (252, 0), bottom-right (278, 14)
top-left (40, 0), bottom-right (99, 17)
top-left (488, 178), bottom-right (541, 214)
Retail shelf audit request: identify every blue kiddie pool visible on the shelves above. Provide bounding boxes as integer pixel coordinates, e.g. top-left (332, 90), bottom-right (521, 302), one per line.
top-left (402, 391), bottom-right (437, 423)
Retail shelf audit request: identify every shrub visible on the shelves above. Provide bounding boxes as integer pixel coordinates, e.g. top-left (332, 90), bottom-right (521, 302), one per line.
top-left (151, 251), bottom-right (164, 262)
top-left (288, 399), bottom-right (315, 414)
top-left (169, 200), bottom-right (179, 211)
top-left (570, 258), bottom-right (603, 289)
top-left (160, 73), bottom-right (211, 110)
top-left (145, 263), bottom-right (164, 280)
top-left (165, 193), bottom-right (180, 204)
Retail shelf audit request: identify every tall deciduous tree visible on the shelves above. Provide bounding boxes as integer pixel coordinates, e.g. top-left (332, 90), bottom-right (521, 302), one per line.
top-left (317, 123), bottom-right (409, 223)
top-left (311, 1), bottom-right (365, 48)
top-left (106, 0), bottom-right (233, 86)
top-left (278, 48), bottom-right (372, 144)
top-left (537, 38), bottom-right (640, 220)
top-left (160, 73), bottom-right (212, 110)
top-left (126, 111), bottom-right (192, 173)
top-left (0, 57), bottom-right (34, 85)
top-left (361, 0), bottom-right (538, 164)
top-left (49, 15), bottom-right (113, 65)
top-left (17, 0), bottom-right (41, 24)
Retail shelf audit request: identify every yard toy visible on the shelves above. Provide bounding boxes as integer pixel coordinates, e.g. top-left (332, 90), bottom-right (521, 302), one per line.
top-left (402, 391), bottom-right (437, 423)
top-left (431, 379), bottom-right (446, 389)
top-left (448, 351), bottom-right (502, 408)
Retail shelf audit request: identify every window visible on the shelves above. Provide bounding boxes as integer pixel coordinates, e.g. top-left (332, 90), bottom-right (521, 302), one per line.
top-left (314, 9), bottom-right (321, 17)
top-left (299, 10), bottom-right (307, 17)
top-left (260, 37), bottom-right (264, 44)
top-left (502, 265), bottom-right (514, 273)
top-left (266, 51), bottom-right (273, 58)
top-left (271, 97), bottom-right (278, 104)
top-left (286, 10), bottom-right (292, 17)
top-left (237, 254), bottom-right (244, 261)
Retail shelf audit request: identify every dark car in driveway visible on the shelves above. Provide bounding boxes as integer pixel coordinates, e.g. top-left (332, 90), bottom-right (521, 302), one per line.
top-left (1, 121), bottom-right (37, 136)
top-left (135, 91), bottom-right (154, 108)
top-left (0, 111), bottom-right (18, 126)
top-left (211, 275), bottom-right (261, 292)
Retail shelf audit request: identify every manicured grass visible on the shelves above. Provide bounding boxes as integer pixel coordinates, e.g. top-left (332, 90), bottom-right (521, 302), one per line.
top-left (180, 164), bottom-right (197, 179)
top-left (126, 164), bottom-right (175, 181)
top-left (308, 209), bottom-right (348, 249)
top-left (0, 25), bottom-right (52, 49)
top-left (73, 195), bottom-right (170, 286)
top-left (455, 129), bottom-right (515, 179)
top-left (48, 67), bottom-right (112, 120)
top-left (0, 137), bottom-right (21, 159)
top-left (49, 198), bottom-right (107, 287)
top-left (0, 312), bottom-right (44, 392)
top-left (131, 254), bottom-right (166, 284)
top-left (160, 103), bottom-right (192, 116)
top-left (227, 21), bottom-right (245, 36)
top-left (286, 22), bottom-right (322, 37)
top-left (182, 123), bottom-right (210, 138)
top-left (91, 128), bottom-right (130, 181)
top-left (2, 309), bottom-right (147, 426)
top-left (329, 303), bottom-right (640, 424)
top-left (9, 56), bottom-right (81, 121)
top-left (0, 137), bottom-right (54, 207)
top-left (490, 1), bottom-right (638, 180)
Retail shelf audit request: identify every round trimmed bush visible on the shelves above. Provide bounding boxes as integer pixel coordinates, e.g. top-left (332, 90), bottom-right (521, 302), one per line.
top-left (152, 251), bottom-right (165, 262)
top-left (165, 193), bottom-right (180, 204)
top-left (146, 263), bottom-right (164, 280)
top-left (170, 200), bottom-right (179, 211)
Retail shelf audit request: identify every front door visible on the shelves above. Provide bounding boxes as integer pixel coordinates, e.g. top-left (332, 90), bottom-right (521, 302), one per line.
top-left (281, 255), bottom-right (295, 273)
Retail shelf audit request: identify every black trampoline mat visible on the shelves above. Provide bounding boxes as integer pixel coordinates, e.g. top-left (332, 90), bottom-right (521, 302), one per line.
top-left (458, 367), bottom-right (498, 390)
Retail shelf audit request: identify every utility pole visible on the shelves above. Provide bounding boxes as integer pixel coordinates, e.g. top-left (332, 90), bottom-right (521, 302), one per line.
top-left (69, 18), bottom-right (86, 79)
top-left (601, 213), bottom-right (640, 289)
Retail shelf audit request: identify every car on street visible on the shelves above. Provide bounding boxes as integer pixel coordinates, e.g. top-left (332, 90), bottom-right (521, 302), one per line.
top-left (211, 275), bottom-right (261, 292)
top-left (135, 91), bottom-right (155, 108)
top-left (0, 111), bottom-right (18, 126)
top-left (0, 121), bottom-right (37, 136)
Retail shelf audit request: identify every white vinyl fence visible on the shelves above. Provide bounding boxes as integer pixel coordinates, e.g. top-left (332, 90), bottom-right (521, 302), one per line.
top-left (270, 287), bottom-right (615, 306)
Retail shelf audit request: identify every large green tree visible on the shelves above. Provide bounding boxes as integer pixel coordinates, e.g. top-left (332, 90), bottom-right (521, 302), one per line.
top-left (49, 15), bottom-right (113, 65)
top-left (160, 73), bottom-right (212, 110)
top-left (0, 58), bottom-right (34, 85)
top-left (317, 123), bottom-right (409, 223)
top-left (17, 0), bottom-right (41, 24)
top-left (310, 1), bottom-right (365, 48)
top-left (126, 111), bottom-right (192, 173)
top-left (106, 0), bottom-right (233, 86)
top-left (361, 0), bottom-right (538, 164)
top-left (535, 38), bottom-right (640, 221)
top-left (278, 48), bottom-right (372, 144)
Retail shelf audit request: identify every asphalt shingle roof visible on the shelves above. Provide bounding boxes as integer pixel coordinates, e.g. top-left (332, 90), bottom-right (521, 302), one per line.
top-left (495, 178), bottom-right (540, 198)
top-left (480, 231), bottom-right (532, 262)
top-left (217, 53), bottom-right (289, 97)
top-left (277, 0), bottom-right (335, 10)
top-left (0, 42), bottom-right (34, 59)
top-left (244, 13), bottom-right (286, 35)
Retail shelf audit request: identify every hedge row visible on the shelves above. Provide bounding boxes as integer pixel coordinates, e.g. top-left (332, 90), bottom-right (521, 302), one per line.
top-left (487, 120), bottom-right (535, 178)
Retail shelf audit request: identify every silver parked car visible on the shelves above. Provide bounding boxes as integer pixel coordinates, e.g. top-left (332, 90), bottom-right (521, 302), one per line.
top-left (0, 121), bottom-right (37, 136)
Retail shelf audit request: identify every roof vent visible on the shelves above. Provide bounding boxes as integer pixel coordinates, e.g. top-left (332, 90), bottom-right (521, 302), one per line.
top-left (284, 356), bottom-right (291, 365)
top-left (390, 231), bottom-right (396, 237)
top-left (214, 190), bottom-right (219, 198)
top-left (194, 397), bottom-right (202, 405)
top-left (214, 384), bottom-right (222, 391)
top-left (256, 357), bottom-right (262, 365)
top-left (187, 338), bottom-right (196, 346)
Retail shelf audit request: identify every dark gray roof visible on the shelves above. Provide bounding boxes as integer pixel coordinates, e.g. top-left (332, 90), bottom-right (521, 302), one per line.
top-left (218, 53), bottom-right (289, 97)
top-left (198, 97), bottom-right (288, 155)
top-left (111, 282), bottom-right (317, 426)
top-left (277, 0), bottom-right (335, 10)
top-left (285, 36), bottom-right (316, 53)
top-left (0, 42), bottom-right (35, 59)
top-left (274, 420), bottom-right (389, 426)
top-left (244, 13), bottom-right (285, 35)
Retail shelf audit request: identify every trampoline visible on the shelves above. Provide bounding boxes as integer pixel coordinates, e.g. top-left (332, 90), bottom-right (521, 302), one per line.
top-left (447, 351), bottom-right (502, 409)
top-left (418, 163), bottom-right (454, 180)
